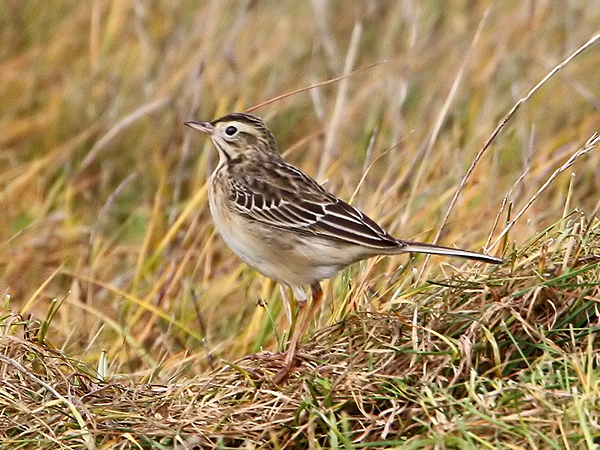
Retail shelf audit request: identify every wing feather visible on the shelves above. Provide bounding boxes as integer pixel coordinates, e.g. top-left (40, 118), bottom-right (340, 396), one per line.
top-left (230, 167), bottom-right (399, 250)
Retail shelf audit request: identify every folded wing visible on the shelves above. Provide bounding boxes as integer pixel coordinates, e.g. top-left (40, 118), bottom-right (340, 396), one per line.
top-left (230, 162), bottom-right (400, 250)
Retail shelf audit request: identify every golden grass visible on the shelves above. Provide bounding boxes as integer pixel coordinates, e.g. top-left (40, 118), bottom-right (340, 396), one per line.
top-left (2, 216), bottom-right (600, 447)
top-left (1, 1), bottom-right (600, 447)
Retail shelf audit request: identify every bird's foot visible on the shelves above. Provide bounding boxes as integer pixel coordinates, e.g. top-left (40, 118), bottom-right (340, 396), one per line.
top-left (273, 352), bottom-right (301, 384)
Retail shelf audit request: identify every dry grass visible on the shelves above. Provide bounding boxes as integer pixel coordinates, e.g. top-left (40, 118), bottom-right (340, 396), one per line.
top-left (1, 0), bottom-right (600, 448)
top-left (2, 217), bottom-right (600, 447)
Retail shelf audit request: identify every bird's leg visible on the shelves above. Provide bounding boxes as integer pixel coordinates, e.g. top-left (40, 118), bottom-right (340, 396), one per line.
top-left (273, 282), bottom-right (323, 383)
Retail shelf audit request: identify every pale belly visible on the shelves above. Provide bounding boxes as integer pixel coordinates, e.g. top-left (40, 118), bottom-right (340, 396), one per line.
top-left (208, 187), bottom-right (367, 287)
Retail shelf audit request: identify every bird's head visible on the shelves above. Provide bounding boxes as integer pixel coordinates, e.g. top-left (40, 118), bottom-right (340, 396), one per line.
top-left (185, 112), bottom-right (278, 165)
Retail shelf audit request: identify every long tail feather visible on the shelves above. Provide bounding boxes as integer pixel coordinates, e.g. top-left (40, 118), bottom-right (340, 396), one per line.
top-left (400, 241), bottom-right (503, 264)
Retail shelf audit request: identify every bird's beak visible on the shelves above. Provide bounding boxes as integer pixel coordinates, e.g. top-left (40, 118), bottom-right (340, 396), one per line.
top-left (185, 120), bottom-right (214, 135)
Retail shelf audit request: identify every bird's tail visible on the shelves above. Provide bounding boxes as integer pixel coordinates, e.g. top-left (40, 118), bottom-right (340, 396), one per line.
top-left (400, 240), bottom-right (503, 264)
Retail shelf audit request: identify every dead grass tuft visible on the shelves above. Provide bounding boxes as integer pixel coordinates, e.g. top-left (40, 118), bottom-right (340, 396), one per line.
top-left (2, 216), bottom-right (599, 448)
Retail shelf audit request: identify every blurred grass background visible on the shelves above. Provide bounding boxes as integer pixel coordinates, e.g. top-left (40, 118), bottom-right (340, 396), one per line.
top-left (1, 0), bottom-right (599, 380)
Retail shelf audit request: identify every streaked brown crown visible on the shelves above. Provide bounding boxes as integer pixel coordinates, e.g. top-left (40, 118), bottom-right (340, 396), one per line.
top-left (209, 113), bottom-right (279, 162)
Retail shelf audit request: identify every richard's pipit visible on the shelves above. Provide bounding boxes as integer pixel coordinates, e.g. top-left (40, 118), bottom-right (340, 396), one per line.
top-left (186, 113), bottom-right (502, 382)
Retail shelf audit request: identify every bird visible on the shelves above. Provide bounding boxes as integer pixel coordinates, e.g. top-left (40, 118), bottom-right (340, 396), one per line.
top-left (185, 112), bottom-right (503, 382)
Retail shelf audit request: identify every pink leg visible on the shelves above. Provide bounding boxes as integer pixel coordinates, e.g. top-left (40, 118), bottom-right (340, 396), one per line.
top-left (273, 282), bottom-right (323, 383)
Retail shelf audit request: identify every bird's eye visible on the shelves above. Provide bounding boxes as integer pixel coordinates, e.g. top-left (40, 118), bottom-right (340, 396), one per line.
top-left (225, 125), bottom-right (238, 136)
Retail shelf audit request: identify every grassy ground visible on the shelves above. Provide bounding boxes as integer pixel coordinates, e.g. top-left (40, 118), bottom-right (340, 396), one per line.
top-left (1, 1), bottom-right (600, 448)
